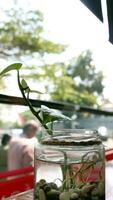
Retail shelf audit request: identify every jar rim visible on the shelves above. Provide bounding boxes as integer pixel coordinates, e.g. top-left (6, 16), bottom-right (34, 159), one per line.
top-left (40, 129), bottom-right (101, 146)
top-left (42, 128), bottom-right (98, 134)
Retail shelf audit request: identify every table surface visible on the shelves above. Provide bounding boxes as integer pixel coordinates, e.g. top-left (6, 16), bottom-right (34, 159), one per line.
top-left (5, 190), bottom-right (33, 200)
top-left (106, 161), bottom-right (113, 200)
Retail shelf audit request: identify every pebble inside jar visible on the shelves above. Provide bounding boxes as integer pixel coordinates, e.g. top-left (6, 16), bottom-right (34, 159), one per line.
top-left (35, 129), bottom-right (105, 200)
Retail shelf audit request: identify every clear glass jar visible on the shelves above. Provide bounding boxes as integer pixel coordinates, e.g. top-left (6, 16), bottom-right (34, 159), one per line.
top-left (34, 129), bottom-right (105, 200)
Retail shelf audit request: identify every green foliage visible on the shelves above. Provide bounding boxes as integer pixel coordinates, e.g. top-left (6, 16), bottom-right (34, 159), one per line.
top-left (39, 105), bottom-right (70, 125)
top-left (0, 8), bottom-right (104, 107)
top-left (0, 63), bottom-right (22, 90)
top-left (0, 63), bottom-right (22, 76)
top-left (51, 75), bottom-right (77, 102)
top-left (67, 50), bottom-right (104, 95)
top-left (0, 8), bottom-right (66, 90)
top-left (0, 64), bottom-right (70, 135)
top-left (0, 8), bottom-right (65, 59)
top-left (38, 50), bottom-right (104, 106)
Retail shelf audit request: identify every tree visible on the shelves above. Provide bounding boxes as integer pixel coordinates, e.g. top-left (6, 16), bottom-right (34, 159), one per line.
top-left (38, 51), bottom-right (104, 106)
top-left (0, 8), bottom-right (104, 107)
top-left (67, 50), bottom-right (104, 95)
top-left (0, 8), bottom-right (66, 91)
top-left (0, 8), bottom-right (65, 60)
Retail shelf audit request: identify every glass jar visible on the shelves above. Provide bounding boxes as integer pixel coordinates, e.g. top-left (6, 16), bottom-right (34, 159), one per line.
top-left (34, 129), bottom-right (105, 200)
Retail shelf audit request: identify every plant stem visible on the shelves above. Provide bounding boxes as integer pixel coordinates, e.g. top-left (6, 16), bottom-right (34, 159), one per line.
top-left (74, 151), bottom-right (101, 183)
top-left (17, 70), bottom-right (52, 135)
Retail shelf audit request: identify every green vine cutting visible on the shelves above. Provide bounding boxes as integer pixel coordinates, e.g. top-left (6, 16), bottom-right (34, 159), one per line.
top-left (0, 63), bottom-right (70, 136)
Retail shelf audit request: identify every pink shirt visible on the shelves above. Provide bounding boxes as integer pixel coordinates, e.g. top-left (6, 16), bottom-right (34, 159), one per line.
top-left (8, 137), bottom-right (37, 171)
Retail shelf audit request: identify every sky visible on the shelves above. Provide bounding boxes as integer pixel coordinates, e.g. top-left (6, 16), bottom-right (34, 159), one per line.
top-left (0, 0), bottom-right (113, 102)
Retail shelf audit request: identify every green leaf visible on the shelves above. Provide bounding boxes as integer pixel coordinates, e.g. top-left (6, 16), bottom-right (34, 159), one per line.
top-left (0, 63), bottom-right (22, 76)
top-left (21, 79), bottom-right (28, 89)
top-left (40, 105), bottom-right (71, 125)
top-left (21, 79), bottom-right (43, 94)
top-left (40, 105), bottom-right (51, 113)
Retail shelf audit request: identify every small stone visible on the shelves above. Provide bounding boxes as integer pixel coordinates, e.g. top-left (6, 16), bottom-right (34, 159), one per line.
top-left (59, 191), bottom-right (70, 200)
top-left (70, 192), bottom-right (79, 199)
top-left (39, 179), bottom-right (46, 185)
top-left (38, 179), bottom-right (47, 189)
top-left (69, 189), bottom-right (75, 195)
top-left (98, 182), bottom-right (104, 196)
top-left (82, 184), bottom-right (95, 193)
top-left (91, 188), bottom-right (99, 196)
top-left (47, 189), bottom-right (60, 200)
top-left (39, 189), bottom-right (46, 200)
top-left (48, 182), bottom-right (58, 190)
top-left (92, 196), bottom-right (99, 200)
top-left (74, 188), bottom-right (81, 195)
top-left (43, 185), bottom-right (51, 192)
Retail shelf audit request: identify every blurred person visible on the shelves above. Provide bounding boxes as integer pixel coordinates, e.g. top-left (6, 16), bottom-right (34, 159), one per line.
top-left (21, 120), bottom-right (39, 146)
top-left (8, 120), bottom-right (39, 171)
top-left (0, 134), bottom-right (11, 171)
top-left (1, 134), bottom-right (11, 149)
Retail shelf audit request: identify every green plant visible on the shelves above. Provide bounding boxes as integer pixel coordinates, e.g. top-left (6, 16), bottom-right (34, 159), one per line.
top-left (0, 63), bottom-right (70, 135)
top-left (0, 64), bottom-right (105, 200)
